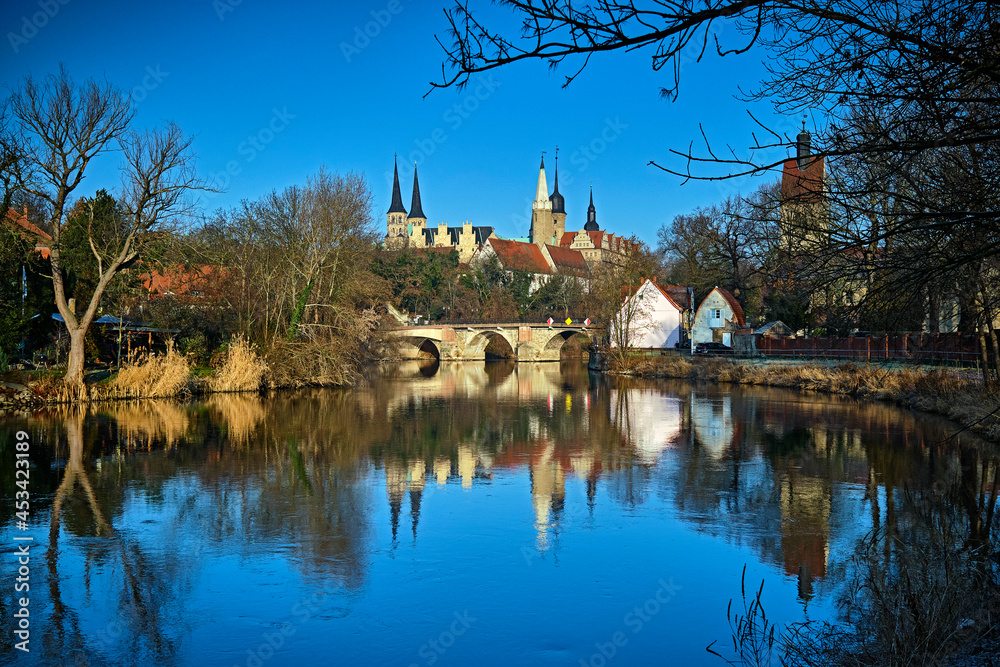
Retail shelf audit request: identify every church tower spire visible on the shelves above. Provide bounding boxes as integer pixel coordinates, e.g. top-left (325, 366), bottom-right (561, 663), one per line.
top-left (584, 187), bottom-right (600, 231)
top-left (409, 163), bottom-right (426, 220)
top-left (388, 158), bottom-right (407, 215)
top-left (386, 156), bottom-right (408, 248)
top-left (533, 157), bottom-right (551, 210)
top-left (406, 162), bottom-right (427, 242)
top-left (531, 155), bottom-right (554, 245)
top-left (550, 149), bottom-right (567, 243)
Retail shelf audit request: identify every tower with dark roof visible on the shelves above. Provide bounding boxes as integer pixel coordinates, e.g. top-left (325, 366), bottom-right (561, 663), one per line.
top-left (549, 152), bottom-right (567, 243)
top-left (406, 163), bottom-right (427, 235)
top-left (583, 187), bottom-right (600, 232)
top-left (386, 158), bottom-right (408, 248)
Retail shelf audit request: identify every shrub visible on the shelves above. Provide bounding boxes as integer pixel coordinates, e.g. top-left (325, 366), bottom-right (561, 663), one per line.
top-left (209, 336), bottom-right (268, 392)
top-left (107, 345), bottom-right (191, 398)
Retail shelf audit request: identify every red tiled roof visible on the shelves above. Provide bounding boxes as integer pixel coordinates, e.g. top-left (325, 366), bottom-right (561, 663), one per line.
top-left (648, 282), bottom-right (683, 310)
top-left (781, 157), bottom-right (825, 203)
top-left (487, 239), bottom-right (551, 274)
top-left (5, 207), bottom-right (51, 259)
top-left (545, 244), bottom-right (589, 277)
top-left (714, 287), bottom-right (746, 328)
top-left (662, 286), bottom-right (690, 310)
top-left (143, 264), bottom-right (227, 296)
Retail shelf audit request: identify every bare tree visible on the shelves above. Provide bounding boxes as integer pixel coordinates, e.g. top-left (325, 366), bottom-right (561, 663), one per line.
top-left (3, 67), bottom-right (201, 393)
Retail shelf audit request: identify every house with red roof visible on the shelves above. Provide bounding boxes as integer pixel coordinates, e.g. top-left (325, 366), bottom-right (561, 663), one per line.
top-left (692, 287), bottom-right (747, 348)
top-left (474, 237), bottom-right (589, 292)
top-left (5, 207), bottom-right (51, 259)
top-left (611, 279), bottom-right (687, 349)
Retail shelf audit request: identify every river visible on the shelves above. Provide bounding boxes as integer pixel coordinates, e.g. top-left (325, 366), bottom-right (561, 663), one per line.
top-left (1, 360), bottom-right (996, 666)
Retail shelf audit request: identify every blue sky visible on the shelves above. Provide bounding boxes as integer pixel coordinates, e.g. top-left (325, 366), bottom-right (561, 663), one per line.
top-left (1, 0), bottom-right (804, 246)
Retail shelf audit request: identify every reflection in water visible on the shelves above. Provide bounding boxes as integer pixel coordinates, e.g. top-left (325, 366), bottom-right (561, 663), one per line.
top-left (2, 362), bottom-right (998, 665)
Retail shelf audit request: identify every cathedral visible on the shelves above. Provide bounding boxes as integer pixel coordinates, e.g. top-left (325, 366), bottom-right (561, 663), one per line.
top-left (384, 160), bottom-right (495, 262)
top-left (384, 156), bottom-right (629, 269)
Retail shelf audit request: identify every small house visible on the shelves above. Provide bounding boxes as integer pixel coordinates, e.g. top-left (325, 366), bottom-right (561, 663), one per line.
top-left (692, 287), bottom-right (746, 348)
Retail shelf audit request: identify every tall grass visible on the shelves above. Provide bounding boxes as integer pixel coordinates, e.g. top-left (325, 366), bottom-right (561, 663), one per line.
top-left (105, 345), bottom-right (191, 399)
top-left (209, 336), bottom-right (268, 392)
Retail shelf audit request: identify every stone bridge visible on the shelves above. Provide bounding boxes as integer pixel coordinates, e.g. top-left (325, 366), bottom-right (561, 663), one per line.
top-left (388, 323), bottom-right (593, 361)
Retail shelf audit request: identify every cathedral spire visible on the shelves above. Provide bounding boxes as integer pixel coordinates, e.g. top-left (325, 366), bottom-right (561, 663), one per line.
top-left (584, 187), bottom-right (599, 231)
top-left (533, 156), bottom-right (551, 210)
top-left (388, 156), bottom-right (407, 215)
top-left (550, 149), bottom-right (565, 214)
top-left (409, 163), bottom-right (426, 219)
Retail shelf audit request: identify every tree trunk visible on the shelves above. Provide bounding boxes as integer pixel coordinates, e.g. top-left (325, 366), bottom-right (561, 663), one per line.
top-left (977, 322), bottom-right (993, 390)
top-left (65, 327), bottom-right (88, 398)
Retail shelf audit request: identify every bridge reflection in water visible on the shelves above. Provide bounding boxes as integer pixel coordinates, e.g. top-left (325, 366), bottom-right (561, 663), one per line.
top-left (5, 361), bottom-right (998, 666)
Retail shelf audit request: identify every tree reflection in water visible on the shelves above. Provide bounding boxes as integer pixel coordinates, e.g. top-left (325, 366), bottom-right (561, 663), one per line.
top-left (1, 362), bottom-right (997, 665)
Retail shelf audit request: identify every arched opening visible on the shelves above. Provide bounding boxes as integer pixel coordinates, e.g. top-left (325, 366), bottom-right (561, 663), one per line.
top-left (416, 338), bottom-right (440, 360)
top-left (482, 333), bottom-right (516, 360)
top-left (544, 331), bottom-right (592, 360)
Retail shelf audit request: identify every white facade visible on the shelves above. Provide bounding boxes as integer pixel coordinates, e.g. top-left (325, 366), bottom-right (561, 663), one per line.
top-left (611, 279), bottom-right (684, 349)
top-left (691, 287), bottom-right (745, 348)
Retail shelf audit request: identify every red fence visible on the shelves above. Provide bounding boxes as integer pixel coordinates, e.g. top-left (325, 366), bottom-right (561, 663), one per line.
top-left (744, 332), bottom-right (983, 364)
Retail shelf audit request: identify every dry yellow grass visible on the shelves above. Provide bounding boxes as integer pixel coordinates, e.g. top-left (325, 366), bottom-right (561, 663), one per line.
top-left (104, 346), bottom-right (192, 399)
top-left (209, 336), bottom-right (268, 392)
top-left (208, 393), bottom-right (266, 445)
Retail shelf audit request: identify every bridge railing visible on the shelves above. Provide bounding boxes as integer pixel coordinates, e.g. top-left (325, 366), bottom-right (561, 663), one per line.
top-left (395, 318), bottom-right (598, 327)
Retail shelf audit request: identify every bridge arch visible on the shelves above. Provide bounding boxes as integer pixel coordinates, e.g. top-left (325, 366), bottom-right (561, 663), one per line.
top-left (396, 336), bottom-right (441, 360)
top-left (466, 330), bottom-right (516, 360)
top-left (540, 329), bottom-right (592, 358)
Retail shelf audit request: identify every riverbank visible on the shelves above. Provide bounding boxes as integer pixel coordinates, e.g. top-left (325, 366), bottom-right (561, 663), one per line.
top-left (617, 355), bottom-right (1000, 441)
top-left (0, 337), bottom-right (367, 410)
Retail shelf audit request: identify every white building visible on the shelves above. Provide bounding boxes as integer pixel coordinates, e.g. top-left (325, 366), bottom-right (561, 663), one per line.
top-left (611, 279), bottom-right (685, 349)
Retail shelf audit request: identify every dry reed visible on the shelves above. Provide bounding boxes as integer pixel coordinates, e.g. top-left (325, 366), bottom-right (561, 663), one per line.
top-left (105, 346), bottom-right (191, 399)
top-left (209, 336), bottom-right (268, 393)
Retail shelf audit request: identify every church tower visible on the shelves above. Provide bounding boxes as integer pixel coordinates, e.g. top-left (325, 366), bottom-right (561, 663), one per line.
top-left (549, 152), bottom-right (567, 244)
top-left (584, 187), bottom-right (600, 232)
top-left (530, 157), bottom-right (555, 246)
top-left (407, 163), bottom-right (428, 243)
top-left (386, 158), bottom-right (408, 249)
top-left (780, 118), bottom-right (827, 252)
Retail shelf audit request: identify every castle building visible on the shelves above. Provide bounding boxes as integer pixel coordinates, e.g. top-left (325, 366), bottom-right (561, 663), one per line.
top-left (530, 156), bottom-right (629, 268)
top-left (384, 155), bottom-right (629, 268)
top-left (384, 159), bottom-right (495, 262)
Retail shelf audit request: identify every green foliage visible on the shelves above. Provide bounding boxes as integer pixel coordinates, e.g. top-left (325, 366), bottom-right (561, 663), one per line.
top-left (0, 222), bottom-right (51, 357)
top-left (372, 247), bottom-right (463, 317)
top-left (60, 190), bottom-right (157, 314)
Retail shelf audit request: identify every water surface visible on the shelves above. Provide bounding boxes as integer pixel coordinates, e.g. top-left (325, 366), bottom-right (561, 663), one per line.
top-left (1, 361), bottom-right (994, 666)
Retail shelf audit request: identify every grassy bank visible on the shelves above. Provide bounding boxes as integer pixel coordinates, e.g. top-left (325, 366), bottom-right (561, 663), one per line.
top-left (0, 337), bottom-right (358, 409)
top-left (617, 355), bottom-right (1000, 441)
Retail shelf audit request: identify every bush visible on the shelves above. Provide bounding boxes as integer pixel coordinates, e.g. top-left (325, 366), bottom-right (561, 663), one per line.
top-left (107, 345), bottom-right (191, 399)
top-left (209, 336), bottom-right (268, 392)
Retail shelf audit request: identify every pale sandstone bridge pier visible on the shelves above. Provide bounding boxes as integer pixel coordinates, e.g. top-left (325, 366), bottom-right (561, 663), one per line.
top-left (388, 322), bottom-right (593, 361)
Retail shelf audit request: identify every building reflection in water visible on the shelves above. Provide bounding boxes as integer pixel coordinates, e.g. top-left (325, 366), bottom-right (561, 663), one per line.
top-left (374, 363), bottom-right (995, 605)
top-left (8, 359), bottom-right (999, 665)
